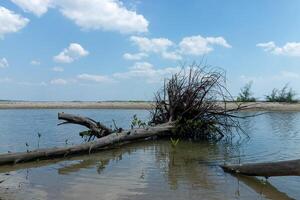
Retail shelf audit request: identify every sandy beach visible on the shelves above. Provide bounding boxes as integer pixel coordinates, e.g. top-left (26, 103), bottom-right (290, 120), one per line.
top-left (0, 101), bottom-right (154, 110)
top-left (0, 101), bottom-right (300, 111)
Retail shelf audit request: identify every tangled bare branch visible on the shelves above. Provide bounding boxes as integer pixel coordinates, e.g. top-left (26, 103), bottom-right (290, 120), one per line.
top-left (150, 64), bottom-right (247, 140)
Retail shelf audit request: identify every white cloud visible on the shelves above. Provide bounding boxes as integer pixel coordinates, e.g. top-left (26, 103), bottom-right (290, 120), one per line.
top-left (130, 36), bottom-right (173, 53)
top-left (161, 51), bottom-right (182, 60)
top-left (52, 66), bottom-right (64, 72)
top-left (123, 52), bottom-right (148, 60)
top-left (257, 41), bottom-right (300, 57)
top-left (0, 58), bottom-right (9, 68)
top-left (206, 37), bottom-right (231, 48)
top-left (30, 60), bottom-right (40, 65)
top-left (179, 35), bottom-right (231, 55)
top-left (56, 0), bottom-right (148, 33)
top-left (10, 0), bottom-right (52, 16)
top-left (77, 74), bottom-right (113, 83)
top-left (129, 36), bottom-right (181, 60)
top-left (127, 35), bottom-right (231, 60)
top-left (50, 78), bottom-right (68, 85)
top-left (10, 0), bottom-right (148, 33)
top-left (256, 41), bottom-right (276, 51)
top-left (54, 43), bottom-right (89, 63)
top-left (113, 62), bottom-right (180, 83)
top-left (0, 6), bottom-right (29, 38)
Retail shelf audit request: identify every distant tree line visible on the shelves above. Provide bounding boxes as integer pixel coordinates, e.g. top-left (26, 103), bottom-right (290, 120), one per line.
top-left (236, 82), bottom-right (297, 103)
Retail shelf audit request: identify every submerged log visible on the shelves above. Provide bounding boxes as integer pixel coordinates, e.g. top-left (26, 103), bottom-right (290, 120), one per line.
top-left (0, 122), bottom-right (174, 165)
top-left (221, 159), bottom-right (300, 177)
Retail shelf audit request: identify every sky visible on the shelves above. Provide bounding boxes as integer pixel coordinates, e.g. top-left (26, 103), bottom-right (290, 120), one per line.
top-left (1, 0), bottom-right (300, 101)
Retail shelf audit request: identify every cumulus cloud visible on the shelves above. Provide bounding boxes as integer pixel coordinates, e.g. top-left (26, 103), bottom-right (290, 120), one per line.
top-left (0, 6), bottom-right (29, 38)
top-left (57, 0), bottom-right (148, 33)
top-left (127, 35), bottom-right (231, 60)
top-left (50, 78), bottom-right (68, 85)
top-left (257, 41), bottom-right (300, 57)
top-left (129, 36), bottom-right (181, 61)
top-left (10, 0), bottom-right (52, 16)
top-left (130, 36), bottom-right (173, 53)
top-left (52, 66), bottom-right (64, 72)
top-left (0, 58), bottom-right (9, 68)
top-left (161, 51), bottom-right (182, 60)
top-left (179, 35), bottom-right (231, 55)
top-left (77, 73), bottom-right (113, 83)
top-left (123, 52), bottom-right (148, 60)
top-left (10, 0), bottom-right (148, 33)
top-left (54, 43), bottom-right (89, 63)
top-left (114, 62), bottom-right (180, 83)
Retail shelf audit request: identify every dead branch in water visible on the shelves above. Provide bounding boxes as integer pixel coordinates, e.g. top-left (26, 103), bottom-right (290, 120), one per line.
top-left (221, 159), bottom-right (300, 177)
top-left (58, 112), bottom-right (113, 141)
top-left (0, 120), bottom-right (174, 165)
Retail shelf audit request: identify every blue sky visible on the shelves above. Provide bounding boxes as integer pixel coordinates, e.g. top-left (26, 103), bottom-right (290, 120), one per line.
top-left (1, 0), bottom-right (300, 101)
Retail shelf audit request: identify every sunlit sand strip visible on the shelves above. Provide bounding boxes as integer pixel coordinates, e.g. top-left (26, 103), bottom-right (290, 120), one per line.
top-left (0, 101), bottom-right (300, 111)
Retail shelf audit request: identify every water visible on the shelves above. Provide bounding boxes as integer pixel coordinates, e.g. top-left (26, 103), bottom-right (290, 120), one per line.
top-left (0, 109), bottom-right (300, 199)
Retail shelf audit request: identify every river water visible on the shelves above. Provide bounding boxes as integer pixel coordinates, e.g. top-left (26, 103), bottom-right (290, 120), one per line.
top-left (0, 109), bottom-right (299, 200)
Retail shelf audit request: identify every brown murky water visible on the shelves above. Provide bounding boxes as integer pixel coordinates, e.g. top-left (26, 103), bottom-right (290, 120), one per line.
top-left (0, 110), bottom-right (299, 199)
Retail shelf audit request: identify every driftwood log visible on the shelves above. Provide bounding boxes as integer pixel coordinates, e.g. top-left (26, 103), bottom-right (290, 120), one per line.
top-left (0, 113), bottom-right (174, 165)
top-left (221, 159), bottom-right (300, 177)
top-left (58, 112), bottom-right (113, 138)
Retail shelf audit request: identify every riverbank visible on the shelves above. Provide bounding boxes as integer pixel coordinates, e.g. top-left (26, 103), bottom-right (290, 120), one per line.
top-left (0, 101), bottom-right (153, 110)
top-left (0, 101), bottom-right (300, 111)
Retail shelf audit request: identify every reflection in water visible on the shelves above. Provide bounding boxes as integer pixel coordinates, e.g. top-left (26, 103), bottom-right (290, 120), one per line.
top-left (0, 110), bottom-right (300, 199)
top-left (0, 140), bottom-right (294, 200)
top-left (233, 175), bottom-right (294, 200)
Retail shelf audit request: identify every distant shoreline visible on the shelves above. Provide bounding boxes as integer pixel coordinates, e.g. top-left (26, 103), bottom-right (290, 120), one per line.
top-left (0, 101), bottom-right (154, 110)
top-left (0, 101), bottom-right (300, 111)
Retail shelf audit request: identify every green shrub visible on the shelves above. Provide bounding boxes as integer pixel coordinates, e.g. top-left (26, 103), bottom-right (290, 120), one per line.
top-left (236, 82), bottom-right (256, 102)
top-left (265, 84), bottom-right (297, 103)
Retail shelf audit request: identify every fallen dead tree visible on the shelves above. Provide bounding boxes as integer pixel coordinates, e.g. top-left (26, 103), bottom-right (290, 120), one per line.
top-left (58, 112), bottom-right (113, 140)
top-left (0, 120), bottom-right (174, 165)
top-left (0, 65), bottom-right (249, 165)
top-left (221, 159), bottom-right (300, 177)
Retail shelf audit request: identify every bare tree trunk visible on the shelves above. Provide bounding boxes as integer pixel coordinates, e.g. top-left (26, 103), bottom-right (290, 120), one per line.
top-left (221, 159), bottom-right (300, 177)
top-left (58, 112), bottom-right (112, 137)
top-left (0, 122), bottom-right (174, 165)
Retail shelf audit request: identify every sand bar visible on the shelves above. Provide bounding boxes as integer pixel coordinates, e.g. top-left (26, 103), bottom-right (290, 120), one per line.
top-left (0, 101), bottom-right (154, 110)
top-left (0, 101), bottom-right (300, 111)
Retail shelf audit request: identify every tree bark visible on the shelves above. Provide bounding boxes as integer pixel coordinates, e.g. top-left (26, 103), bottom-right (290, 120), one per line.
top-left (221, 159), bottom-right (300, 177)
top-left (0, 122), bottom-right (174, 165)
top-left (58, 112), bottom-right (112, 137)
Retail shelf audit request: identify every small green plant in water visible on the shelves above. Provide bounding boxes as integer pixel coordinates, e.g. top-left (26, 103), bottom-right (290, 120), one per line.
top-left (37, 132), bottom-right (41, 149)
top-left (25, 142), bottom-right (29, 152)
top-left (170, 138), bottom-right (179, 148)
top-left (65, 139), bottom-right (69, 146)
top-left (131, 114), bottom-right (146, 129)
